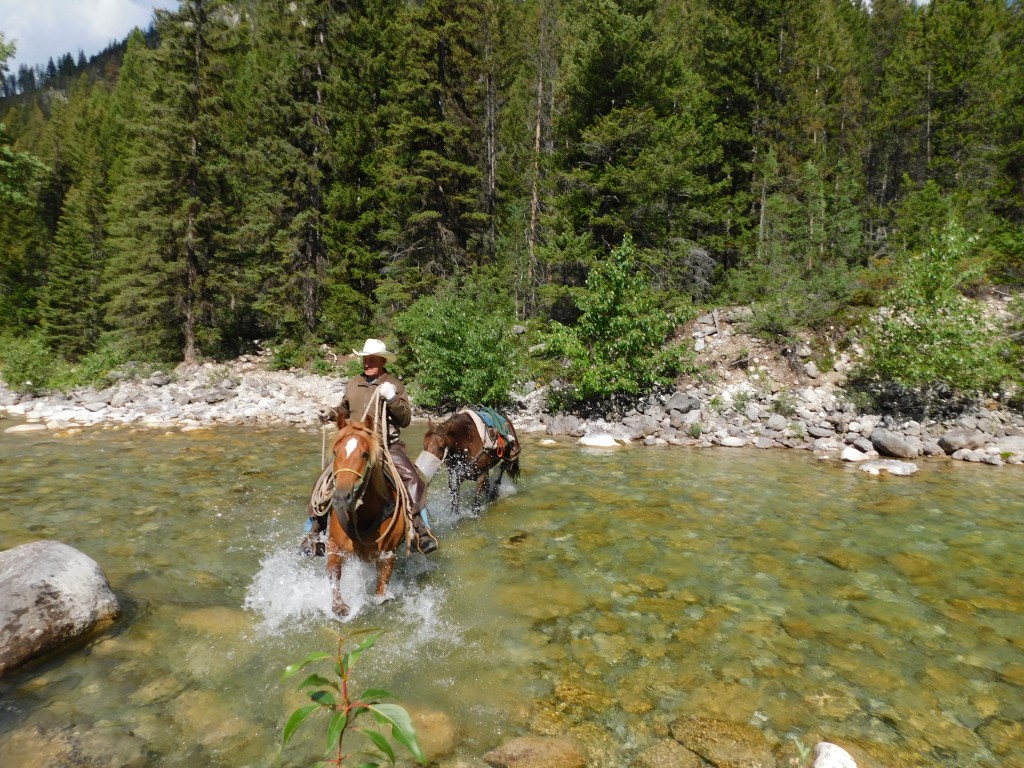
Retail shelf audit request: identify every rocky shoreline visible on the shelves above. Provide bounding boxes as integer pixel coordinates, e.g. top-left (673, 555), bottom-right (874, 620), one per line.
top-left (2, 341), bottom-right (1023, 472)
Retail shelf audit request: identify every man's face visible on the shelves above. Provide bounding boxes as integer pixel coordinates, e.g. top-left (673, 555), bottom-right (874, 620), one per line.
top-left (363, 355), bottom-right (386, 379)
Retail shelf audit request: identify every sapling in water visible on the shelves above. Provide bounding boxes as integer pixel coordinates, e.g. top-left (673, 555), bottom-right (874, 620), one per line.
top-left (280, 629), bottom-right (426, 767)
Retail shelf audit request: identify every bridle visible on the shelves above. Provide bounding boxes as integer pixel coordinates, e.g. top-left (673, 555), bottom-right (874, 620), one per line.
top-left (330, 403), bottom-right (408, 547)
top-left (332, 435), bottom-right (376, 511)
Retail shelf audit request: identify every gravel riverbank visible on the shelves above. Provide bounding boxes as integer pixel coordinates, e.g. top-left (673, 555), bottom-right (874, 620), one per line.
top-left (2, 355), bottom-right (1022, 473)
top-left (3, 308), bottom-right (1024, 471)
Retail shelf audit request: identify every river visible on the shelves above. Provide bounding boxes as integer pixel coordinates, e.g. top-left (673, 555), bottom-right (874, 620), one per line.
top-left (0, 422), bottom-right (1022, 766)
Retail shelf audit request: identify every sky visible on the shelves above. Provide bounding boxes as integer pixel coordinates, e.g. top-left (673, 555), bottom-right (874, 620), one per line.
top-left (1, 0), bottom-right (179, 74)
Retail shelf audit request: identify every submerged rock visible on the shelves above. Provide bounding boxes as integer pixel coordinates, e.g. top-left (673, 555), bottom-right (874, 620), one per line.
top-left (578, 432), bottom-right (621, 447)
top-left (483, 735), bottom-right (585, 768)
top-left (814, 742), bottom-right (858, 768)
top-left (859, 460), bottom-right (919, 476)
top-left (668, 716), bottom-right (776, 768)
top-left (0, 540), bottom-right (120, 676)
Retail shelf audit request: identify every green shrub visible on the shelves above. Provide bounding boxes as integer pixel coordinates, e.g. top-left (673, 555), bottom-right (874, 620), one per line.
top-left (269, 339), bottom-right (329, 372)
top-left (858, 220), bottom-right (1016, 394)
top-left (771, 391), bottom-right (798, 417)
top-left (393, 280), bottom-right (521, 409)
top-left (52, 336), bottom-right (133, 390)
top-left (545, 235), bottom-right (688, 405)
top-left (0, 331), bottom-right (68, 394)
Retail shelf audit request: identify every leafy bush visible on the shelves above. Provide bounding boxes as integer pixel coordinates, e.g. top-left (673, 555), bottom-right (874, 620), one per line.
top-left (52, 336), bottom-right (133, 390)
top-left (393, 281), bottom-right (521, 409)
top-left (545, 235), bottom-right (689, 405)
top-left (0, 331), bottom-right (68, 394)
top-left (858, 220), bottom-right (1016, 395)
top-left (0, 332), bottom-right (160, 394)
top-left (269, 339), bottom-right (331, 372)
top-left (726, 261), bottom-right (859, 341)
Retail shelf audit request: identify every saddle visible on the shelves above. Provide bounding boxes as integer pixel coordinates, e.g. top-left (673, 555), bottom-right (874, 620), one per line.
top-left (461, 407), bottom-right (519, 460)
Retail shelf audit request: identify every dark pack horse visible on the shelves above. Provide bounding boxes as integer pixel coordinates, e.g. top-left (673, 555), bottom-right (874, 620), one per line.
top-left (420, 407), bottom-right (522, 516)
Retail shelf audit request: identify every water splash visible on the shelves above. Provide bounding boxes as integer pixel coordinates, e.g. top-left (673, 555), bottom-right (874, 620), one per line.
top-left (243, 542), bottom-right (460, 641)
top-left (243, 547), bottom-right (375, 631)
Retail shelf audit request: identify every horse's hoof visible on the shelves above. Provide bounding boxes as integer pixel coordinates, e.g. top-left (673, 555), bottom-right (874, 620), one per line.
top-left (332, 603), bottom-right (350, 618)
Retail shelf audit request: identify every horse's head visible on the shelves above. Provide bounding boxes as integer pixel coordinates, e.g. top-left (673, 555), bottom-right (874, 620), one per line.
top-left (330, 416), bottom-right (383, 512)
top-left (422, 417), bottom-right (448, 462)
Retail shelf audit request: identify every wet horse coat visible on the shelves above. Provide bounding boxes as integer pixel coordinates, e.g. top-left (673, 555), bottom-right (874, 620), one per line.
top-left (421, 409), bottom-right (521, 516)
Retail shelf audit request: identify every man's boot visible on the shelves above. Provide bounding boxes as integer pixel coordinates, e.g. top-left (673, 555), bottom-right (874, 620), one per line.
top-left (412, 508), bottom-right (438, 554)
top-left (299, 514), bottom-right (327, 557)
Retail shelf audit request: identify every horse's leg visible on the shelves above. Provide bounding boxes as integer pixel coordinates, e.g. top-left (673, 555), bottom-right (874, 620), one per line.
top-left (472, 474), bottom-right (487, 516)
top-left (375, 552), bottom-right (396, 599)
top-left (326, 547), bottom-right (350, 618)
top-left (490, 465), bottom-right (505, 501)
top-left (448, 463), bottom-right (461, 516)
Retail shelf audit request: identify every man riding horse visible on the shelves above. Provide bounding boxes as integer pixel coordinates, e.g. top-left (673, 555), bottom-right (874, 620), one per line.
top-left (315, 338), bottom-right (438, 554)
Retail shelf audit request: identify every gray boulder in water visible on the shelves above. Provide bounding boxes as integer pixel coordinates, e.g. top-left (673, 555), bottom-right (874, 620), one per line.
top-left (0, 540), bottom-right (120, 676)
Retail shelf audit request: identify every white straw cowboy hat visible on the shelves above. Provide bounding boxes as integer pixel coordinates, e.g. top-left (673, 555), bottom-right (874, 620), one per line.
top-left (353, 338), bottom-right (397, 363)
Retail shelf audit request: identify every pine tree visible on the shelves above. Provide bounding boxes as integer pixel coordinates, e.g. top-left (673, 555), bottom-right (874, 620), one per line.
top-left (104, 1), bottom-right (240, 362)
top-left (40, 183), bottom-right (104, 358)
top-left (369, 0), bottom-right (495, 313)
top-left (542, 0), bottom-right (724, 308)
top-left (234, 0), bottom-right (351, 343)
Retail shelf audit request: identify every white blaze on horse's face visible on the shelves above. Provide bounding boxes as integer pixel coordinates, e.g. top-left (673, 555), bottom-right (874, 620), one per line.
top-left (342, 436), bottom-right (362, 461)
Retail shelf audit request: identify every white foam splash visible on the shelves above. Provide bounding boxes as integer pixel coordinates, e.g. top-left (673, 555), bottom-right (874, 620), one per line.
top-left (243, 544), bottom-right (458, 642)
top-left (243, 548), bottom-right (377, 631)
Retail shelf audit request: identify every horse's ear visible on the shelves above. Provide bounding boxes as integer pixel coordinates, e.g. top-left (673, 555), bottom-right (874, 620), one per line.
top-left (427, 417), bottom-right (434, 430)
top-left (335, 411), bottom-right (347, 430)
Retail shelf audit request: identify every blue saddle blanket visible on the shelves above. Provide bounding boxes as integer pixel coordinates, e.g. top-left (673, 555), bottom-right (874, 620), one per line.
top-left (473, 406), bottom-right (511, 440)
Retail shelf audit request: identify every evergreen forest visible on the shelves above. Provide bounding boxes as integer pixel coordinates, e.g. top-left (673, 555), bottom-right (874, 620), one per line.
top-left (2, 0), bottom-right (1023, 410)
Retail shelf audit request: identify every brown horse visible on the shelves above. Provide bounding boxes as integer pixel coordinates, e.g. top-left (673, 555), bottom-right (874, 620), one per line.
top-left (326, 413), bottom-right (411, 617)
top-left (421, 409), bottom-right (521, 516)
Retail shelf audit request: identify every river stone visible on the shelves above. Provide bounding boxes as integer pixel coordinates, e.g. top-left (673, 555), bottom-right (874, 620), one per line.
top-left (4, 422), bottom-right (48, 432)
top-left (976, 718), bottom-right (1024, 758)
top-left (813, 742), bottom-right (857, 768)
top-left (668, 716), bottom-right (776, 768)
top-left (409, 707), bottom-right (458, 763)
top-left (630, 738), bottom-right (704, 768)
top-left (840, 445), bottom-right (873, 462)
top-left (869, 428), bottom-right (918, 458)
top-left (546, 415), bottom-right (585, 437)
top-left (859, 459), bottom-right (918, 476)
top-left (578, 433), bottom-right (621, 447)
top-left (0, 540), bottom-right (120, 675)
top-left (996, 434), bottom-right (1024, 455)
top-left (938, 430), bottom-right (989, 454)
top-left (665, 392), bottom-right (701, 413)
top-left (952, 448), bottom-right (982, 462)
top-left (483, 735), bottom-right (585, 768)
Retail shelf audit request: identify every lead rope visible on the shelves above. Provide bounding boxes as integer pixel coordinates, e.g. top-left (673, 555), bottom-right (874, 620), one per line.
top-left (369, 391), bottom-right (416, 552)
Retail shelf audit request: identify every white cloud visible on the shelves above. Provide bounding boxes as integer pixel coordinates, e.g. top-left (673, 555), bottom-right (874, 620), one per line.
top-left (1, 0), bottom-right (178, 73)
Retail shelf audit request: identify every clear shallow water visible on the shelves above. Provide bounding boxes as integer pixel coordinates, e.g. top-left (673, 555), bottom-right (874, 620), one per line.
top-left (0, 422), bottom-right (1022, 767)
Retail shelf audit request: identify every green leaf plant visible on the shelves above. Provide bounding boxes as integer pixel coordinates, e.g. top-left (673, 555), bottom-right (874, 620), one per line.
top-left (279, 630), bottom-right (426, 768)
